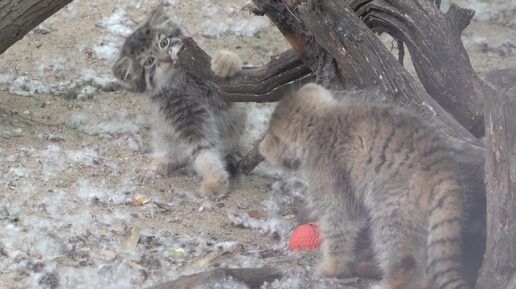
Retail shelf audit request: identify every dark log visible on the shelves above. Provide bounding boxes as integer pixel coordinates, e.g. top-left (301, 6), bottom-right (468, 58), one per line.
top-left (397, 39), bottom-right (405, 65)
top-left (174, 37), bottom-right (313, 103)
top-left (0, 0), bottom-right (73, 55)
top-left (236, 0), bottom-right (486, 174)
top-left (145, 267), bottom-right (283, 289)
top-left (252, 0), bottom-right (320, 70)
top-left (484, 68), bottom-right (516, 96)
top-left (475, 88), bottom-right (516, 288)
top-left (348, 0), bottom-right (489, 137)
top-left (262, 0), bottom-right (482, 146)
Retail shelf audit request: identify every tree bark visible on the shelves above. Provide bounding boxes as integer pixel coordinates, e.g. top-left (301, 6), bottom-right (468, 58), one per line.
top-left (253, 0), bottom-right (482, 146)
top-left (0, 0), bottom-right (74, 55)
top-left (475, 86), bottom-right (516, 289)
top-left (175, 38), bottom-right (313, 103)
top-left (348, 0), bottom-right (488, 137)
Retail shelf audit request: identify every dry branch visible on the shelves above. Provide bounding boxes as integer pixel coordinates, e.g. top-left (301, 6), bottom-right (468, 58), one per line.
top-left (239, 0), bottom-right (486, 176)
top-left (145, 267), bottom-right (283, 289)
top-left (256, 0), bottom-right (482, 146)
top-left (174, 37), bottom-right (313, 103)
top-left (0, 0), bottom-right (74, 54)
top-left (252, 0), bottom-right (320, 69)
top-left (238, 139), bottom-right (265, 175)
top-left (349, 0), bottom-right (489, 137)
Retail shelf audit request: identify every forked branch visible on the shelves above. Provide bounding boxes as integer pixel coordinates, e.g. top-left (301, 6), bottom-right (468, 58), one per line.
top-left (174, 37), bottom-right (313, 103)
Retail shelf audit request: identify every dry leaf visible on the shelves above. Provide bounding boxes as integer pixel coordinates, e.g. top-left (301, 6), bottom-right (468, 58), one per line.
top-left (132, 195), bottom-right (151, 206)
top-left (164, 247), bottom-right (186, 257)
top-left (192, 243), bottom-right (241, 268)
top-left (248, 210), bottom-right (263, 219)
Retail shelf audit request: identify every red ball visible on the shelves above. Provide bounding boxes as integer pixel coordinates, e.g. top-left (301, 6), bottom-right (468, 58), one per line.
top-left (288, 223), bottom-right (322, 250)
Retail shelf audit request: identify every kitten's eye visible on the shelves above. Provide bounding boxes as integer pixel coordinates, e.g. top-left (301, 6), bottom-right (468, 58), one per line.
top-left (170, 39), bottom-right (182, 46)
top-left (144, 56), bottom-right (155, 67)
top-left (160, 38), bottom-right (170, 49)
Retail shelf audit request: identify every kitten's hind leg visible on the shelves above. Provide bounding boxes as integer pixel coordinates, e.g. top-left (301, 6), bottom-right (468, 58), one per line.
top-left (316, 207), bottom-right (365, 278)
top-left (369, 210), bottom-right (427, 289)
top-left (150, 153), bottom-right (183, 176)
top-left (193, 149), bottom-right (229, 199)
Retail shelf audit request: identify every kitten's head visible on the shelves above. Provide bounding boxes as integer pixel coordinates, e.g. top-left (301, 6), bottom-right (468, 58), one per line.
top-left (259, 83), bottom-right (335, 171)
top-left (112, 6), bottom-right (184, 93)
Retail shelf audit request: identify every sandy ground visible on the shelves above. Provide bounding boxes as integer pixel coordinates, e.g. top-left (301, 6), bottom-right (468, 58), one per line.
top-left (0, 0), bottom-right (514, 288)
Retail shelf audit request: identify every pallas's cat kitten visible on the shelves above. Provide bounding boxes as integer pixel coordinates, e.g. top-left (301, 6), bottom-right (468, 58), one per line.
top-left (112, 7), bottom-right (245, 198)
top-left (259, 83), bottom-right (471, 289)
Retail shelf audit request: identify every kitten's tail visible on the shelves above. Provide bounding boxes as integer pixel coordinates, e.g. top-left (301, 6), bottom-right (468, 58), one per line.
top-left (427, 178), bottom-right (471, 289)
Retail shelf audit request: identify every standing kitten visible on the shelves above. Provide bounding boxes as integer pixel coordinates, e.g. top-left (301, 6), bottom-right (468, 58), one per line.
top-left (112, 7), bottom-right (246, 198)
top-left (259, 83), bottom-right (470, 289)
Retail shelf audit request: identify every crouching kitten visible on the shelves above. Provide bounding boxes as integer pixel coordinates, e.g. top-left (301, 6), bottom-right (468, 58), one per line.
top-left (112, 7), bottom-right (246, 198)
top-left (260, 83), bottom-right (471, 289)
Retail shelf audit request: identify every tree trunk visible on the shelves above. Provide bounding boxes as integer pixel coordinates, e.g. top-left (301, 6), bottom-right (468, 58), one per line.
top-left (0, 0), bottom-right (73, 55)
top-left (347, 0), bottom-right (489, 137)
top-left (255, 0), bottom-right (482, 146)
top-left (476, 87), bottom-right (516, 289)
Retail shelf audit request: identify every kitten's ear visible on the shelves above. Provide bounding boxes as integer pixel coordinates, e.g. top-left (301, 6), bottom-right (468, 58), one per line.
top-left (259, 132), bottom-right (301, 170)
top-left (112, 56), bottom-right (132, 82)
top-left (147, 5), bottom-right (183, 36)
top-left (294, 83), bottom-right (335, 108)
top-left (112, 57), bottom-right (145, 92)
top-left (148, 4), bottom-right (167, 26)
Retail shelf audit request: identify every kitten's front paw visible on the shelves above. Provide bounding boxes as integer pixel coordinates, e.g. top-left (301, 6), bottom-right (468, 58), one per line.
top-left (168, 39), bottom-right (183, 61)
top-left (211, 50), bottom-right (241, 78)
top-left (150, 156), bottom-right (178, 177)
top-left (200, 174), bottom-right (229, 200)
top-left (316, 255), bottom-right (353, 278)
top-left (353, 260), bottom-right (382, 279)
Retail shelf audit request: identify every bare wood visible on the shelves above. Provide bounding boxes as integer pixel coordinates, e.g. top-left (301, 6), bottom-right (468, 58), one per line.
top-left (145, 267), bottom-right (283, 289)
top-left (397, 39), bottom-right (405, 65)
top-left (252, 0), bottom-right (320, 70)
top-left (475, 86), bottom-right (516, 289)
top-left (349, 0), bottom-right (487, 137)
top-left (238, 0), bottom-right (485, 176)
top-left (0, 0), bottom-right (73, 55)
top-left (277, 0), bottom-right (481, 146)
top-left (238, 139), bottom-right (265, 175)
top-left (174, 37), bottom-right (312, 103)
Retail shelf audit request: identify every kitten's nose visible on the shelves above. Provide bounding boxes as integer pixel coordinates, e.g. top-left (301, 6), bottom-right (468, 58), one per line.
top-left (157, 52), bottom-right (172, 63)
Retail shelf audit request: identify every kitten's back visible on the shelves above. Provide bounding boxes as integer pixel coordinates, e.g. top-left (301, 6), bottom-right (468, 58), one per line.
top-left (269, 84), bottom-right (471, 289)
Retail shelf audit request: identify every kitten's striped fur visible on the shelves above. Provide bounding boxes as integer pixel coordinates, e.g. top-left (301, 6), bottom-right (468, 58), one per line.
top-left (259, 83), bottom-right (470, 289)
top-left (112, 7), bottom-right (245, 198)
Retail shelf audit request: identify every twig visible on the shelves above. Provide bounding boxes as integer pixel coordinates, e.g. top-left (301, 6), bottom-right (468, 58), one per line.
top-left (397, 39), bottom-right (405, 65)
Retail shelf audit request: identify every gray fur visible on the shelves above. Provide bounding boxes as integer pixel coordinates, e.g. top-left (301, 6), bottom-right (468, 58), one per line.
top-left (260, 83), bottom-right (471, 289)
top-left (112, 6), bottom-right (245, 197)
